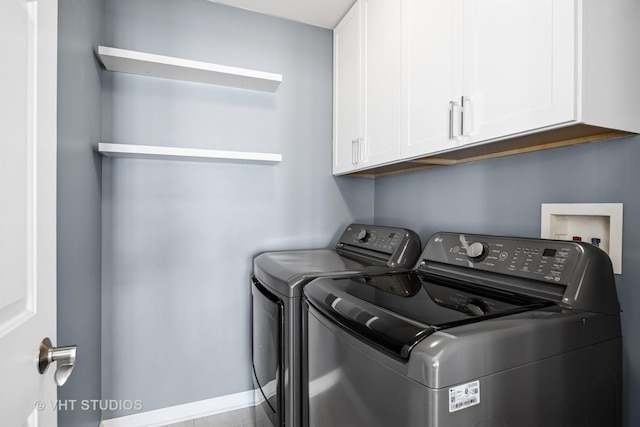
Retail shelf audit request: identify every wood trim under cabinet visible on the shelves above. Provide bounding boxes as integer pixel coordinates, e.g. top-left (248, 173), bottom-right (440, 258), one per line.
top-left (347, 125), bottom-right (631, 178)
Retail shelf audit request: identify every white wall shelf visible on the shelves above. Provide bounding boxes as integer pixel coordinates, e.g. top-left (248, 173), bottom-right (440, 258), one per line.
top-left (98, 143), bottom-right (282, 164)
top-left (541, 203), bottom-right (623, 274)
top-left (97, 46), bottom-right (282, 92)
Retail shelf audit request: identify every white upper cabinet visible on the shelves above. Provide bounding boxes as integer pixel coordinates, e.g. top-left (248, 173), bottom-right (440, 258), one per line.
top-left (333, 0), bottom-right (402, 175)
top-left (401, 0), bottom-right (463, 159)
top-left (578, 0), bottom-right (640, 134)
top-left (461, 0), bottom-right (575, 145)
top-left (402, 0), bottom-right (575, 158)
top-left (336, 0), bottom-right (640, 176)
top-left (333, 3), bottom-right (362, 175)
top-left (362, 0), bottom-right (402, 168)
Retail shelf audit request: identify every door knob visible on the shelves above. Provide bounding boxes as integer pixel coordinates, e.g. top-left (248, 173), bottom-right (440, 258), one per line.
top-left (37, 337), bottom-right (77, 386)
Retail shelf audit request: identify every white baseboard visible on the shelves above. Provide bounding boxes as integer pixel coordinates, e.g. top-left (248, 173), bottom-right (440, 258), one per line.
top-left (99, 390), bottom-right (256, 427)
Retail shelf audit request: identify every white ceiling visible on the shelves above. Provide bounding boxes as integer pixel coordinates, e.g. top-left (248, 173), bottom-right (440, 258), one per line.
top-left (206, 0), bottom-right (356, 29)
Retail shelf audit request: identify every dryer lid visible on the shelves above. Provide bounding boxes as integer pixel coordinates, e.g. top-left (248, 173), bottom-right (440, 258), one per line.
top-left (253, 250), bottom-right (372, 298)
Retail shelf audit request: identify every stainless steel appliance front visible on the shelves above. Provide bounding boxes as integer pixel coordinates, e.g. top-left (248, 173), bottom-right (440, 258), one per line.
top-left (251, 224), bottom-right (421, 426)
top-left (304, 232), bottom-right (622, 427)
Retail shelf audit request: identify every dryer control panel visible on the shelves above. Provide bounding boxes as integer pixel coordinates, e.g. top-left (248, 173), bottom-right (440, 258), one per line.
top-left (336, 224), bottom-right (421, 268)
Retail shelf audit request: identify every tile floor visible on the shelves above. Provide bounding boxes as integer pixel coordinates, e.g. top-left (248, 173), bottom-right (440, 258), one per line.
top-left (164, 406), bottom-right (264, 427)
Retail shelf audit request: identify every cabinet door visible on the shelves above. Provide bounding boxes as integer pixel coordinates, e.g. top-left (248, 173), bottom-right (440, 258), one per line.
top-left (361, 0), bottom-right (402, 167)
top-left (462, 0), bottom-right (576, 144)
top-left (401, 0), bottom-right (464, 159)
top-left (333, 2), bottom-right (362, 175)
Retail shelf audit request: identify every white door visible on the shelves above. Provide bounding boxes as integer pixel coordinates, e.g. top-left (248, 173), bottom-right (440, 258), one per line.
top-left (401, 0), bottom-right (465, 159)
top-left (333, 1), bottom-right (362, 175)
top-left (462, 0), bottom-right (576, 143)
top-left (0, 0), bottom-right (59, 426)
top-left (362, 0), bottom-right (401, 168)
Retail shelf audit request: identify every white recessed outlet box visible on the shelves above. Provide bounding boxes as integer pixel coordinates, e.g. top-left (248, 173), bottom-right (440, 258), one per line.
top-left (541, 203), bottom-right (623, 274)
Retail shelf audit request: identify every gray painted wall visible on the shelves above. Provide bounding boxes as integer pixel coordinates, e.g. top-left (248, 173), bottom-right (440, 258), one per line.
top-left (57, 0), bottom-right (104, 426)
top-left (374, 135), bottom-right (640, 427)
top-left (100, 0), bottom-right (373, 418)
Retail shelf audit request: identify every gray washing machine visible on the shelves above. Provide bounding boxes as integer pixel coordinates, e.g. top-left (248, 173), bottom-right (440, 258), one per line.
top-left (304, 232), bottom-right (622, 427)
top-left (252, 224), bottom-right (421, 427)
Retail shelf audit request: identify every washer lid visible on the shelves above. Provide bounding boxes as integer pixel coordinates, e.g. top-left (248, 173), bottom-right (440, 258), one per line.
top-left (304, 271), bottom-right (552, 359)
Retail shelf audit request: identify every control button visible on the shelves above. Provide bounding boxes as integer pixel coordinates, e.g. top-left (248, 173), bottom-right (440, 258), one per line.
top-left (357, 229), bottom-right (370, 242)
top-left (499, 251), bottom-right (509, 260)
top-left (467, 242), bottom-right (488, 262)
top-left (466, 298), bottom-right (488, 316)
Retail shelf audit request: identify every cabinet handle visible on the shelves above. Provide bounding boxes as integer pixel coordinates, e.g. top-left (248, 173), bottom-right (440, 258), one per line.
top-left (352, 139), bottom-right (358, 165)
top-left (461, 96), bottom-right (472, 136)
top-left (358, 137), bottom-right (366, 163)
top-left (449, 101), bottom-right (460, 139)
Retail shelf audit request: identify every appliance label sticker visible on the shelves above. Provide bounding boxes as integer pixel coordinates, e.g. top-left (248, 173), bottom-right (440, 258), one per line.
top-left (449, 380), bottom-right (480, 412)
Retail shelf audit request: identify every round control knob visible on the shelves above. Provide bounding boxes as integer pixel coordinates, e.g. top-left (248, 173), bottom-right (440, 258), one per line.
top-left (466, 242), bottom-right (488, 262)
top-left (466, 298), bottom-right (488, 316)
top-left (357, 229), bottom-right (370, 242)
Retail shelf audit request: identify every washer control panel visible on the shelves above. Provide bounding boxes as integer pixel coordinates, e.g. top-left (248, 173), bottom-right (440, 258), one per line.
top-left (423, 232), bottom-right (583, 286)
